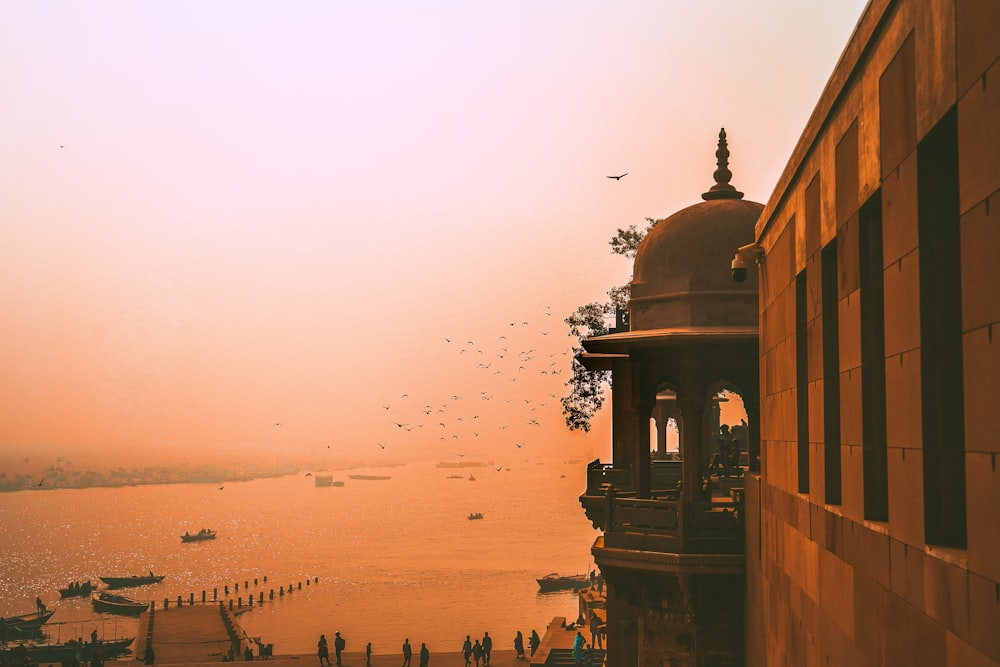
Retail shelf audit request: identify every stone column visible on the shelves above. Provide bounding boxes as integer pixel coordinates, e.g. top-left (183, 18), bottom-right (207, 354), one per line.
top-left (633, 397), bottom-right (654, 499)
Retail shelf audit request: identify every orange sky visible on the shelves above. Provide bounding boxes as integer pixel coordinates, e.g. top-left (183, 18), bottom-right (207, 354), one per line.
top-left (0, 2), bottom-right (868, 469)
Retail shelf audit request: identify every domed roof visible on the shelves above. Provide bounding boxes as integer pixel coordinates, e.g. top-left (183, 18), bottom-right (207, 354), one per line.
top-left (629, 129), bottom-right (763, 331)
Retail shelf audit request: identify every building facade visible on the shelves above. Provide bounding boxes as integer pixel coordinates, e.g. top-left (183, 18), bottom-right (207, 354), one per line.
top-left (578, 0), bottom-right (999, 664)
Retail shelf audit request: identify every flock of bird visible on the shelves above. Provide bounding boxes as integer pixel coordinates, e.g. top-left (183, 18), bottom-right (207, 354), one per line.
top-left (363, 303), bottom-right (576, 470)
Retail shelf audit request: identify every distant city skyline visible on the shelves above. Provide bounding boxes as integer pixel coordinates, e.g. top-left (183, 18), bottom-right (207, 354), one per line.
top-left (0, 1), bottom-right (868, 466)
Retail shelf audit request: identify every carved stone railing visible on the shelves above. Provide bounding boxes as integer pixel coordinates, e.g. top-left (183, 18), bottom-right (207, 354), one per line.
top-left (581, 459), bottom-right (684, 529)
top-left (603, 492), bottom-right (743, 555)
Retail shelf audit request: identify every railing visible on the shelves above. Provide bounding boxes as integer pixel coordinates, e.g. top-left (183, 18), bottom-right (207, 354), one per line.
top-left (584, 459), bottom-right (683, 496)
top-left (602, 492), bottom-right (743, 555)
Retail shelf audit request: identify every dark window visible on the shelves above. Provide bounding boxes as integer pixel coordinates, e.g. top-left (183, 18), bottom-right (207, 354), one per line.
top-left (797, 270), bottom-right (810, 494)
top-left (822, 241), bottom-right (842, 505)
top-left (860, 191), bottom-right (889, 521)
top-left (917, 108), bottom-right (966, 548)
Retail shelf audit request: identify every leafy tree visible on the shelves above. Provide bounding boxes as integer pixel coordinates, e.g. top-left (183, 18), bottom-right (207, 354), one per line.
top-left (561, 218), bottom-right (659, 431)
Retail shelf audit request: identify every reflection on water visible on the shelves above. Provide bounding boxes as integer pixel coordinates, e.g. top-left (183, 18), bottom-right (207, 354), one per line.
top-left (0, 460), bottom-right (598, 654)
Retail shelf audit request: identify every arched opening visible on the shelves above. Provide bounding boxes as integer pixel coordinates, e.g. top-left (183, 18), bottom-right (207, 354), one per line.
top-left (704, 382), bottom-right (749, 484)
top-left (648, 388), bottom-right (680, 459)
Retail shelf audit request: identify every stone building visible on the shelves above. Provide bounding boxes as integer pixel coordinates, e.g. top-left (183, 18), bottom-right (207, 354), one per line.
top-left (576, 0), bottom-right (999, 664)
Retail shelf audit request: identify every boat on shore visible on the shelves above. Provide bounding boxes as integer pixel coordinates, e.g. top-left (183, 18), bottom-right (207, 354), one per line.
top-left (99, 574), bottom-right (164, 588)
top-left (59, 580), bottom-right (95, 598)
top-left (181, 528), bottom-right (216, 542)
top-left (347, 474), bottom-right (391, 481)
top-left (1, 610), bottom-right (55, 631)
top-left (536, 572), bottom-right (592, 592)
top-left (1, 637), bottom-right (134, 663)
top-left (91, 592), bottom-right (149, 616)
top-left (468, 512), bottom-right (484, 520)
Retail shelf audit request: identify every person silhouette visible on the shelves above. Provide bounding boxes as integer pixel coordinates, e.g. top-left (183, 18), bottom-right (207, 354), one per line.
top-left (401, 638), bottom-right (412, 667)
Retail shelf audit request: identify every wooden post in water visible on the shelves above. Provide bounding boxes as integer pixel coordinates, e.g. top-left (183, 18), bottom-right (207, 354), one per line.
top-left (177, 595), bottom-right (183, 607)
top-left (214, 588), bottom-right (218, 600)
top-left (164, 598), bottom-right (169, 609)
top-left (268, 590), bottom-right (274, 600)
top-left (202, 590), bottom-right (207, 603)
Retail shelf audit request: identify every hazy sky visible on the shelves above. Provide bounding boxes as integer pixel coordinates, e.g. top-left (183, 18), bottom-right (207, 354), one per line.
top-left (0, 1), bottom-right (868, 467)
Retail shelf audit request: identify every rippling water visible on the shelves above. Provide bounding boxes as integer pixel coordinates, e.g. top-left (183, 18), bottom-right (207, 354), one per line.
top-left (0, 459), bottom-right (598, 655)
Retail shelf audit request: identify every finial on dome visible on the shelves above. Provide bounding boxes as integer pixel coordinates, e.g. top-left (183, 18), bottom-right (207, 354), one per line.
top-left (702, 128), bottom-right (744, 200)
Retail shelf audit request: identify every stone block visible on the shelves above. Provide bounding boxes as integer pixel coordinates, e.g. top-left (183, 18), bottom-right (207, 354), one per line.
top-left (966, 453), bottom-right (1000, 581)
top-left (968, 571), bottom-right (1000, 662)
top-left (840, 368), bottom-right (863, 447)
top-left (808, 381), bottom-right (824, 445)
top-left (841, 445), bottom-right (864, 522)
top-left (838, 216), bottom-right (861, 297)
top-left (914, 0), bottom-right (957, 137)
top-left (946, 631), bottom-right (997, 667)
top-left (887, 446), bottom-right (924, 546)
top-left (960, 200), bottom-right (1000, 333)
top-left (964, 327), bottom-right (1000, 454)
top-left (890, 538), bottom-right (926, 610)
top-left (956, 0), bottom-right (1000, 95)
top-left (957, 58), bottom-right (1000, 213)
top-left (885, 349), bottom-right (922, 450)
top-left (853, 569), bottom-right (885, 660)
top-left (881, 152), bottom-right (919, 267)
top-left (808, 317), bottom-right (823, 383)
top-left (836, 121), bottom-right (861, 226)
top-left (880, 32), bottom-right (917, 178)
top-left (819, 547), bottom-right (856, 641)
top-left (883, 581), bottom-right (947, 666)
top-left (883, 251), bottom-right (921, 356)
top-left (923, 554), bottom-right (970, 639)
top-left (839, 292), bottom-right (862, 372)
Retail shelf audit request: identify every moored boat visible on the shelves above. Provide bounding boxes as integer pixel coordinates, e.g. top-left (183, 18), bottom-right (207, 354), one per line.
top-left (314, 475), bottom-right (334, 487)
top-left (468, 512), bottom-right (484, 520)
top-left (92, 592), bottom-right (149, 616)
top-left (59, 580), bottom-right (95, 598)
top-left (347, 474), bottom-right (391, 481)
top-left (181, 528), bottom-right (216, 542)
top-left (1, 610), bottom-right (55, 631)
top-left (535, 572), bottom-right (591, 592)
top-left (99, 573), bottom-right (164, 588)
top-left (0, 637), bottom-right (134, 663)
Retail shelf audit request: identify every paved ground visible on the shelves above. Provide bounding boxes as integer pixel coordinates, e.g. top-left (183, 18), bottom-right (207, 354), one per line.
top-left (125, 607), bottom-right (587, 667)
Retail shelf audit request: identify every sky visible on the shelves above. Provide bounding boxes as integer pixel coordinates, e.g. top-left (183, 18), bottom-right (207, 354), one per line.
top-left (0, 1), bottom-right (869, 469)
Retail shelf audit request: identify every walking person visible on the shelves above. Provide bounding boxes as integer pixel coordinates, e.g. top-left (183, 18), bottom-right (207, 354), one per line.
top-left (572, 632), bottom-right (585, 666)
top-left (471, 640), bottom-right (483, 667)
top-left (418, 643), bottom-right (429, 667)
top-left (334, 632), bottom-right (346, 666)
top-left (318, 635), bottom-right (331, 667)
top-left (481, 632), bottom-right (492, 665)
top-left (513, 631), bottom-right (525, 659)
top-left (401, 638), bottom-right (412, 667)
top-left (528, 630), bottom-right (540, 658)
top-left (462, 636), bottom-right (473, 666)
top-left (366, 642), bottom-right (372, 666)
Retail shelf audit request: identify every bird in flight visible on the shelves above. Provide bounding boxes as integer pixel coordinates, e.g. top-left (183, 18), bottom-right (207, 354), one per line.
top-left (377, 442), bottom-right (386, 450)
top-left (607, 172), bottom-right (628, 180)
top-left (496, 466), bottom-right (503, 472)
top-left (37, 477), bottom-right (45, 486)
top-left (274, 422), bottom-right (283, 427)
top-left (305, 472), bottom-right (313, 477)
top-left (218, 486), bottom-right (224, 491)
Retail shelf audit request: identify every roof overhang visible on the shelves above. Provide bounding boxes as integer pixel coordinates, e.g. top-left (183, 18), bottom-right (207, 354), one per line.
top-left (581, 325), bottom-right (758, 356)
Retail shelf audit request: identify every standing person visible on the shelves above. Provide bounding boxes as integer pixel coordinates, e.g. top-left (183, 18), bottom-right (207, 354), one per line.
top-left (589, 611), bottom-right (603, 649)
top-left (317, 635), bottom-right (331, 667)
top-left (528, 630), bottom-right (540, 657)
top-left (462, 636), bottom-right (473, 666)
top-left (35, 597), bottom-right (46, 613)
top-left (418, 643), bottom-right (429, 667)
top-left (334, 632), bottom-right (346, 666)
top-left (401, 638), bottom-right (412, 667)
top-left (481, 632), bottom-right (492, 665)
top-left (513, 631), bottom-right (525, 659)
top-left (572, 632), bottom-right (585, 666)
top-left (471, 640), bottom-right (483, 667)
top-left (365, 642), bottom-right (372, 666)
top-left (717, 424), bottom-right (732, 477)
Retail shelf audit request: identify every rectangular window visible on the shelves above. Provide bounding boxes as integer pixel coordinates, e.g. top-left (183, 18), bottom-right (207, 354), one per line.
top-left (860, 191), bottom-right (888, 521)
top-left (796, 271), bottom-right (810, 494)
top-left (917, 108), bottom-right (966, 548)
top-left (822, 241), bottom-right (842, 505)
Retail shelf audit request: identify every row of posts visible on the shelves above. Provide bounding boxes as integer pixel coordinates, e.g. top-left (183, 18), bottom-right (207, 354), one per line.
top-left (149, 576), bottom-right (319, 610)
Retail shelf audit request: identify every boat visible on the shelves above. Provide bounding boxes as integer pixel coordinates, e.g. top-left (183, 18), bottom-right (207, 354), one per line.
top-left (332, 480), bottom-right (345, 487)
top-left (347, 474), bottom-right (391, 481)
top-left (181, 528), bottom-right (216, 542)
top-left (536, 572), bottom-right (592, 592)
top-left (446, 475), bottom-right (463, 479)
top-left (468, 474), bottom-right (476, 481)
top-left (99, 574), bottom-right (164, 588)
top-left (436, 461), bottom-right (491, 468)
top-left (59, 580), bottom-right (95, 598)
top-left (314, 475), bottom-right (334, 487)
top-left (1, 610), bottom-right (55, 630)
top-left (1, 637), bottom-right (134, 663)
top-left (91, 592), bottom-right (149, 616)
top-left (468, 513), bottom-right (484, 520)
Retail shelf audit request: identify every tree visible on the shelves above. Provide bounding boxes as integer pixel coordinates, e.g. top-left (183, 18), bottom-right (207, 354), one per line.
top-left (561, 218), bottom-right (659, 431)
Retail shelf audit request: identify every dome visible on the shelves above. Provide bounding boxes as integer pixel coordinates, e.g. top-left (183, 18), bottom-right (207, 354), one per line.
top-left (629, 129), bottom-right (763, 331)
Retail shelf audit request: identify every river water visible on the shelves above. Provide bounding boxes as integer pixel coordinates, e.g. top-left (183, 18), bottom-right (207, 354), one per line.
top-left (0, 459), bottom-right (598, 656)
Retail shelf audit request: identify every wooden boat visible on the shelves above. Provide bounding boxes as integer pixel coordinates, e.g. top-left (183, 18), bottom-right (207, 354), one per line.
top-left (468, 512), bottom-right (484, 520)
top-left (181, 528), bottom-right (217, 542)
top-left (1, 637), bottom-right (134, 663)
top-left (347, 474), bottom-right (391, 481)
top-left (1, 610), bottom-right (54, 630)
top-left (314, 475), bottom-right (334, 487)
top-left (59, 580), bottom-right (95, 598)
top-left (99, 573), bottom-right (164, 588)
top-left (92, 592), bottom-right (149, 616)
top-left (536, 572), bottom-right (592, 592)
